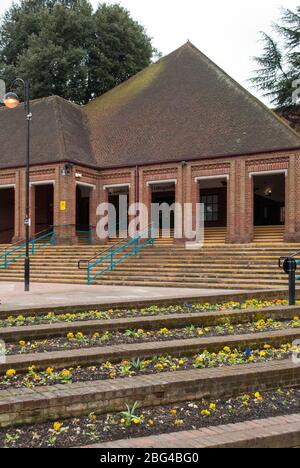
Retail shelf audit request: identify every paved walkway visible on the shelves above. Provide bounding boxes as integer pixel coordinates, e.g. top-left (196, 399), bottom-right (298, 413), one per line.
top-left (82, 413), bottom-right (300, 448)
top-left (0, 281), bottom-right (244, 311)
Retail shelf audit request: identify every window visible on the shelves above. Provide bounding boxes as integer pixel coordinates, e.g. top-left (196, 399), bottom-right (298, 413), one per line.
top-left (201, 194), bottom-right (219, 222)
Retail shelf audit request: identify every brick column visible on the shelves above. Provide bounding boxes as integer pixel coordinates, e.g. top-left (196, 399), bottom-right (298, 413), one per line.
top-left (138, 169), bottom-right (151, 234)
top-left (89, 184), bottom-right (100, 244)
top-left (29, 184), bottom-right (36, 237)
top-left (129, 169), bottom-right (138, 234)
top-left (185, 165), bottom-right (199, 241)
top-left (12, 170), bottom-right (21, 243)
top-left (53, 166), bottom-right (78, 245)
top-left (96, 183), bottom-right (109, 244)
top-left (174, 164), bottom-right (184, 243)
top-left (237, 160), bottom-right (253, 244)
top-left (285, 154), bottom-right (297, 242)
top-left (18, 168), bottom-right (27, 242)
top-left (226, 161), bottom-right (237, 243)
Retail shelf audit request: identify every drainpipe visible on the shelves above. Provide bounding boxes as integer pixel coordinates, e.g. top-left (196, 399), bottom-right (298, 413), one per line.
top-left (135, 165), bottom-right (139, 206)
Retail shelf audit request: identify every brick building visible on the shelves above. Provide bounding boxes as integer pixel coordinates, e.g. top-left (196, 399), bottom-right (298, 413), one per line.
top-left (1, 42), bottom-right (300, 245)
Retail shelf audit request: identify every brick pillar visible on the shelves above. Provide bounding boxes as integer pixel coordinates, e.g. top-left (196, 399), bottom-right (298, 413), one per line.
top-left (96, 183), bottom-right (109, 244)
top-left (18, 168), bottom-right (27, 242)
top-left (185, 165), bottom-right (199, 242)
top-left (12, 170), bottom-right (21, 243)
top-left (174, 165), bottom-right (184, 243)
top-left (294, 153), bottom-right (300, 241)
top-left (237, 160), bottom-right (253, 244)
top-left (89, 185), bottom-right (100, 244)
top-left (129, 169), bottom-right (138, 235)
top-left (138, 169), bottom-right (151, 234)
top-left (285, 154), bottom-right (297, 242)
top-left (29, 184), bottom-right (36, 237)
top-left (226, 161), bottom-right (237, 243)
top-left (53, 166), bottom-right (78, 245)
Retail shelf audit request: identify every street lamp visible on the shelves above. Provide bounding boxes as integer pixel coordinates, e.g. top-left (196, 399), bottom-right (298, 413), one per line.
top-left (4, 79), bottom-right (32, 292)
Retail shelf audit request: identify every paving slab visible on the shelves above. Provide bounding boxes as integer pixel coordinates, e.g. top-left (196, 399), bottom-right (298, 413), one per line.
top-left (0, 281), bottom-right (288, 313)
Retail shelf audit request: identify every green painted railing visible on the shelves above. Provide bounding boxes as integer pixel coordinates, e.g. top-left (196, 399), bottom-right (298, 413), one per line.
top-left (76, 226), bottom-right (93, 245)
top-left (78, 224), bottom-right (155, 285)
top-left (0, 227), bottom-right (55, 269)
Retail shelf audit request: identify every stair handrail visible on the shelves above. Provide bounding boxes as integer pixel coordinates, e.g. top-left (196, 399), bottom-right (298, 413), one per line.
top-left (76, 225), bottom-right (93, 245)
top-left (0, 226), bottom-right (55, 269)
top-left (78, 223), bottom-right (155, 285)
top-left (77, 220), bottom-right (135, 269)
top-left (0, 226), bottom-right (54, 252)
top-left (279, 248), bottom-right (300, 267)
top-left (78, 236), bottom-right (130, 269)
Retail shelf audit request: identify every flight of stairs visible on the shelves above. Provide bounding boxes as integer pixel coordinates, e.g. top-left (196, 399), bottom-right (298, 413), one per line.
top-left (253, 225), bottom-right (285, 243)
top-left (0, 234), bottom-right (297, 290)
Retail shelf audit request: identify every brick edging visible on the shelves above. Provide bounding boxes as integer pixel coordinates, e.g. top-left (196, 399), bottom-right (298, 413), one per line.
top-left (1, 306), bottom-right (299, 343)
top-left (0, 359), bottom-right (299, 428)
top-left (81, 413), bottom-right (300, 448)
top-left (1, 328), bottom-right (300, 373)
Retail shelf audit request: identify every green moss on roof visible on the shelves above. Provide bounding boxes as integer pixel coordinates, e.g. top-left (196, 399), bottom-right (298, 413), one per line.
top-left (85, 59), bottom-right (165, 118)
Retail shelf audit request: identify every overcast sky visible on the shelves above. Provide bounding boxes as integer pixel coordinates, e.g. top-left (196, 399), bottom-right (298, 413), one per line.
top-left (0, 0), bottom-right (299, 103)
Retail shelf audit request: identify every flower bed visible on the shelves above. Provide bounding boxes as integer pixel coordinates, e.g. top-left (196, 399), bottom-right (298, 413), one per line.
top-left (0, 299), bottom-right (296, 328)
top-left (0, 387), bottom-right (299, 447)
top-left (5, 316), bottom-right (300, 355)
top-left (0, 342), bottom-right (296, 390)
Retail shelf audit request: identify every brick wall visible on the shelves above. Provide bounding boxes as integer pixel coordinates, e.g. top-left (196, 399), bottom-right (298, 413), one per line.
top-left (1, 149), bottom-right (300, 245)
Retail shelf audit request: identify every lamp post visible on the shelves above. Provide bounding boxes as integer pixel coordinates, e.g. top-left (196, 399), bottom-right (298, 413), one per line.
top-left (4, 79), bottom-right (32, 292)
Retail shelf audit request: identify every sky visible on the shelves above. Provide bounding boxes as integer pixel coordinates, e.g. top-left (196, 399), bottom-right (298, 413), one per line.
top-left (0, 0), bottom-right (299, 102)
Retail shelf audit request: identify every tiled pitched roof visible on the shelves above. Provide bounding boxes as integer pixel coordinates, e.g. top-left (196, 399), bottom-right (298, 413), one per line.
top-left (84, 42), bottom-right (300, 167)
top-left (0, 95), bottom-right (95, 169)
top-left (1, 42), bottom-right (300, 171)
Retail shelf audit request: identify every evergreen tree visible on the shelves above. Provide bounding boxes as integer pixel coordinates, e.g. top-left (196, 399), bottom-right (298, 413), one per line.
top-left (0, 0), bottom-right (155, 104)
top-left (251, 6), bottom-right (300, 120)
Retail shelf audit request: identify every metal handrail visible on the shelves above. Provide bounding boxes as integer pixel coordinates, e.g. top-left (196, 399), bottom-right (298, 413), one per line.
top-left (78, 237), bottom-right (129, 270)
top-left (76, 225), bottom-right (93, 245)
top-left (289, 248), bottom-right (300, 260)
top-left (0, 226), bottom-right (53, 252)
top-left (78, 223), bottom-right (155, 285)
top-left (0, 226), bottom-right (55, 269)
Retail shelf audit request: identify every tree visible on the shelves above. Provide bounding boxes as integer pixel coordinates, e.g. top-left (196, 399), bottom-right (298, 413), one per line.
top-left (0, 0), bottom-right (156, 104)
top-left (251, 6), bottom-right (300, 121)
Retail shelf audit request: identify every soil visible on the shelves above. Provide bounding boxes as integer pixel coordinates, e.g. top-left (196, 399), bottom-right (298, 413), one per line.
top-left (0, 388), bottom-right (299, 448)
top-left (6, 320), bottom-right (298, 355)
top-left (0, 347), bottom-right (292, 390)
top-left (0, 301), bottom-right (292, 328)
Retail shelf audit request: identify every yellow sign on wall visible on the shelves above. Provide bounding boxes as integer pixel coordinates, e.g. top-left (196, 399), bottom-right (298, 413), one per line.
top-left (60, 201), bottom-right (66, 211)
